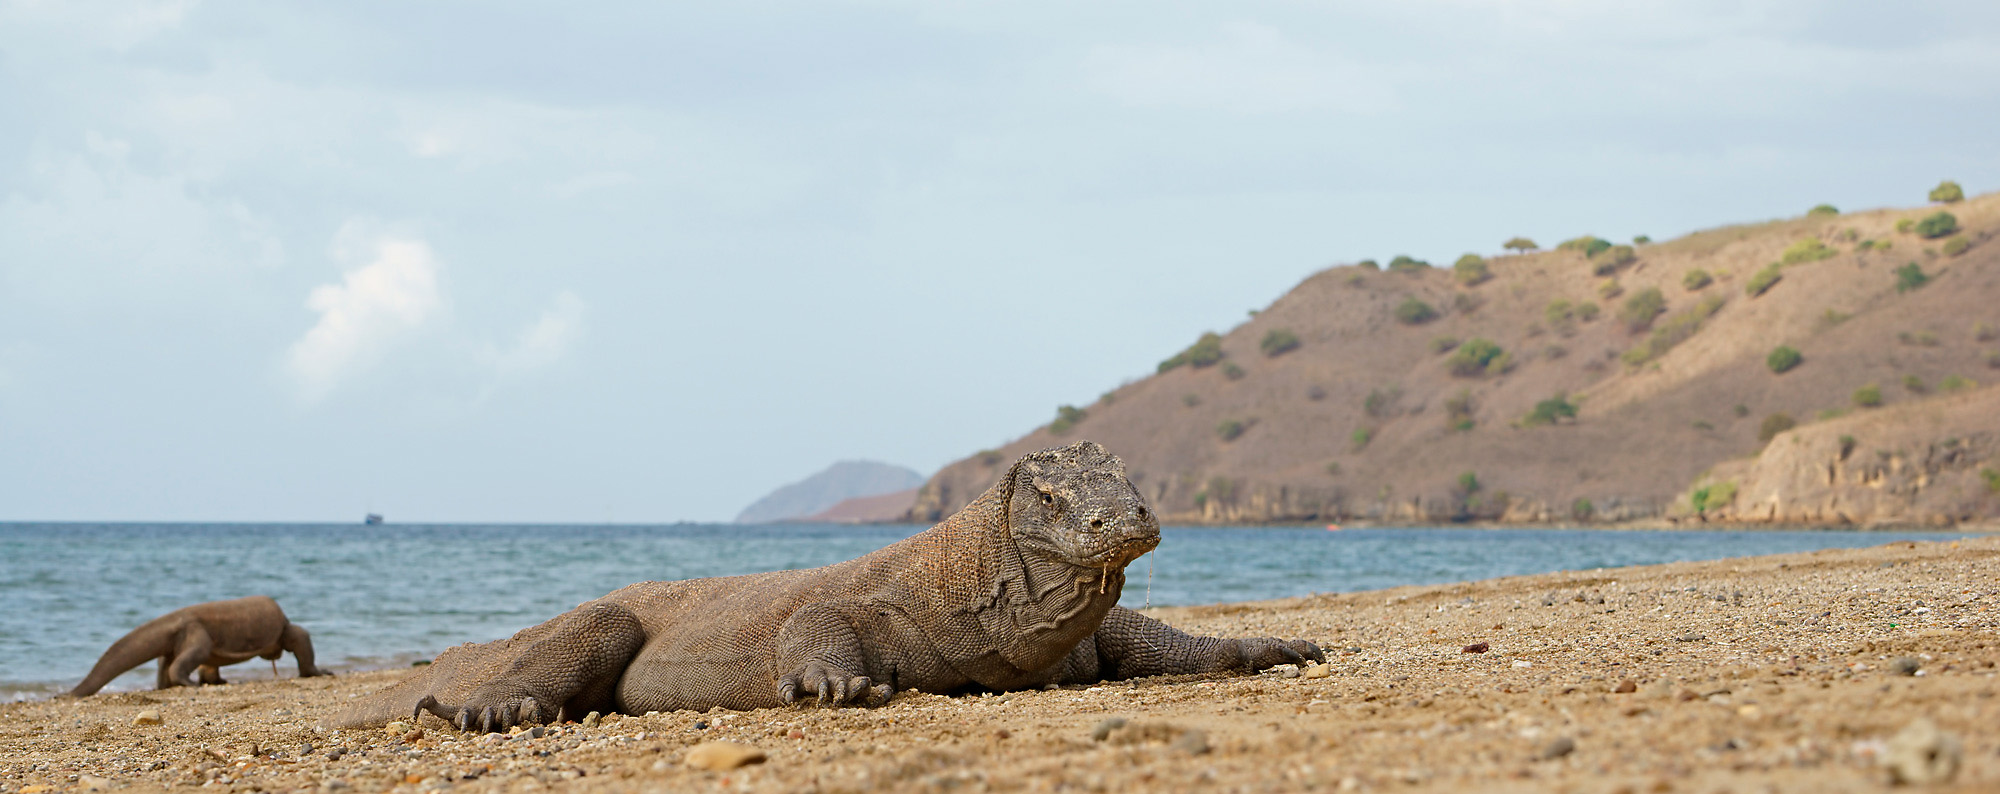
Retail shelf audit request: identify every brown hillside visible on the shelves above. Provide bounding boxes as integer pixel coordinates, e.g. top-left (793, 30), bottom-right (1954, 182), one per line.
top-left (909, 192), bottom-right (2000, 525)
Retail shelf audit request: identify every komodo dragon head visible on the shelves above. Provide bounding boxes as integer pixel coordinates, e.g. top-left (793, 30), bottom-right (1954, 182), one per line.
top-left (1002, 440), bottom-right (1160, 572)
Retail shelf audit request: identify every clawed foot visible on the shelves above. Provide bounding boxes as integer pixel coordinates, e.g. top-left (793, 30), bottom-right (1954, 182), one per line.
top-left (1234, 637), bottom-right (1327, 671)
top-left (777, 663), bottom-right (893, 707)
top-left (416, 692), bottom-right (554, 734)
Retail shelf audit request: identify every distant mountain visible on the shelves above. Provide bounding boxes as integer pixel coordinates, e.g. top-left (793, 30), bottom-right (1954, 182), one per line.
top-left (804, 489), bottom-right (921, 524)
top-left (908, 190), bottom-right (2000, 527)
top-left (736, 461), bottom-right (927, 523)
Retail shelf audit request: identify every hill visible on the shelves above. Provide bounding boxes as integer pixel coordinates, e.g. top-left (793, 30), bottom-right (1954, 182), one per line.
top-left (908, 190), bottom-right (2000, 526)
top-left (734, 460), bottom-right (925, 523)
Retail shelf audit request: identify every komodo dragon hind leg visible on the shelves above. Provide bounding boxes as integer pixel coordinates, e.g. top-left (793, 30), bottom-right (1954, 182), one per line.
top-left (418, 602), bottom-right (646, 734)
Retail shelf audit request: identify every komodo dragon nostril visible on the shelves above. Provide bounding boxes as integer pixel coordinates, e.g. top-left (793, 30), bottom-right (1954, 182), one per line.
top-left (1089, 518), bottom-right (1104, 530)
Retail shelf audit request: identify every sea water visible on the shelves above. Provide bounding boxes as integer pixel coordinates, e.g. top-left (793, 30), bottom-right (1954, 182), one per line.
top-left (0, 522), bottom-right (1973, 699)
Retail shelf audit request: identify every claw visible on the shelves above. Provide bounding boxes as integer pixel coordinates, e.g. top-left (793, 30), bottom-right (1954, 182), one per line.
top-left (778, 679), bottom-right (798, 704)
top-left (816, 679), bottom-right (832, 706)
top-left (519, 697), bottom-right (544, 726)
top-left (848, 677), bottom-right (872, 704)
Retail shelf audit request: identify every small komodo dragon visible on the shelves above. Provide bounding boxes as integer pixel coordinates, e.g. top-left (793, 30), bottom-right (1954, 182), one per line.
top-left (69, 595), bottom-right (329, 697)
top-left (335, 441), bottom-right (1323, 732)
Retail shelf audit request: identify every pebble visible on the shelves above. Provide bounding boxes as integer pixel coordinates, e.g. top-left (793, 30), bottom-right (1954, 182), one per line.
top-left (131, 710), bottom-right (163, 726)
top-left (1511, 660), bottom-right (1533, 669)
top-left (1676, 633), bottom-right (1706, 643)
top-left (1171, 728), bottom-right (1210, 756)
top-left (683, 741), bottom-right (767, 771)
top-left (1538, 736), bottom-right (1576, 760)
top-left (403, 728), bottom-right (424, 742)
top-left (1301, 663), bottom-right (1332, 679)
top-left (1884, 719), bottom-right (1961, 785)
top-left (1613, 680), bottom-right (1638, 694)
top-left (1090, 717), bottom-right (1128, 741)
top-left (1889, 657), bottom-right (1922, 676)
top-left (1276, 664), bottom-right (1301, 679)
top-left (787, 729), bottom-right (805, 739)
top-left (1462, 642), bottom-right (1490, 654)
top-left (581, 711), bottom-right (602, 728)
top-left (385, 721), bottom-right (409, 737)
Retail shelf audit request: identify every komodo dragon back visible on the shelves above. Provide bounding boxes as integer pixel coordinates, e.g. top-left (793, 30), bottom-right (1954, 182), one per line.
top-left (331, 440), bottom-right (1324, 732)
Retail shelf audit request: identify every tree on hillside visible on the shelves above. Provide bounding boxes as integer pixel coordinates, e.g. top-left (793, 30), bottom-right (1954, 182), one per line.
top-left (1503, 237), bottom-right (1539, 253)
top-left (1453, 254), bottom-right (1491, 286)
top-left (1929, 180), bottom-right (1964, 204)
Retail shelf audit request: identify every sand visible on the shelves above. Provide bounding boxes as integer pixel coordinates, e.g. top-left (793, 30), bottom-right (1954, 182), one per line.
top-left (5, 536), bottom-right (1996, 793)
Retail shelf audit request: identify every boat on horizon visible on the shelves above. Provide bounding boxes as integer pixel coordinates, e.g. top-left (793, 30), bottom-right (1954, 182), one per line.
top-left (364, 513), bottom-right (384, 526)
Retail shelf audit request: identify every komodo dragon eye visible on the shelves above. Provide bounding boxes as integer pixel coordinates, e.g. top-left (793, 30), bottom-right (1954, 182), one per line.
top-left (1039, 492), bottom-right (1054, 507)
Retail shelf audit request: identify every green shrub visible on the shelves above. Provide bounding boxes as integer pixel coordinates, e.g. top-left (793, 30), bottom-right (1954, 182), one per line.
top-left (1929, 180), bottom-right (1964, 204)
top-left (1818, 308), bottom-right (1852, 329)
top-left (1914, 212), bottom-right (1959, 239)
top-left (1260, 328), bottom-right (1301, 357)
top-left (1597, 279), bottom-right (1623, 300)
top-left (1388, 255), bottom-right (1431, 273)
top-left (1896, 218), bottom-right (1915, 234)
top-left (1216, 419), bottom-right (1249, 442)
top-left (1356, 259), bottom-right (1380, 271)
top-left (1429, 336), bottom-right (1461, 355)
top-left (1780, 238), bottom-right (1836, 265)
top-left (1453, 292), bottom-right (1483, 314)
top-left (1350, 427), bottom-right (1373, 451)
top-left (1903, 374), bottom-right (1927, 394)
top-left (1895, 262), bottom-right (1929, 293)
top-left (1734, 404), bottom-right (1750, 418)
top-left (1898, 330), bottom-right (1940, 347)
top-left (1852, 383), bottom-right (1883, 408)
top-left (1624, 296), bottom-right (1726, 366)
top-left (1221, 362), bottom-right (1246, 380)
top-left (1444, 390), bottom-right (1476, 431)
top-left (1453, 254), bottom-right (1492, 285)
top-left (977, 449), bottom-right (1004, 466)
top-left (1983, 468), bottom-right (2000, 494)
top-left (1855, 239), bottom-right (1877, 252)
top-left (1503, 237), bottom-right (1539, 252)
top-left (1838, 435), bottom-right (1857, 458)
top-left (1558, 236), bottom-right (1613, 257)
top-left (1181, 393), bottom-right (1200, 407)
top-left (1394, 297), bottom-right (1439, 325)
top-left (1522, 393), bottom-right (1578, 426)
top-left (1766, 345), bottom-right (1802, 374)
top-left (1746, 264), bottom-right (1783, 297)
top-left (1325, 461), bottom-right (1342, 476)
top-left (1049, 404), bottom-right (1087, 434)
top-left (1758, 413), bottom-right (1796, 443)
top-left (1159, 332), bottom-right (1225, 372)
top-left (1633, 235), bottom-right (1652, 244)
top-left (1682, 269), bottom-right (1713, 291)
top-left (1571, 498), bottom-right (1595, 521)
top-left (1590, 244), bottom-right (1638, 276)
top-left (1576, 302), bottom-right (1601, 322)
top-left (1194, 477), bottom-right (1237, 508)
top-left (1455, 471), bottom-right (1482, 496)
top-left (1690, 481), bottom-right (1738, 514)
top-left (1619, 287), bottom-right (1667, 333)
top-left (1807, 204), bottom-right (1839, 217)
top-left (1942, 237), bottom-right (1970, 257)
top-left (1941, 374), bottom-right (1974, 392)
top-left (1978, 323), bottom-right (1999, 342)
top-left (1488, 351), bottom-right (1514, 375)
top-left (1544, 299), bottom-right (1574, 327)
top-left (1817, 408), bottom-right (1849, 421)
top-left (1989, 350), bottom-right (2000, 369)
top-left (1448, 338), bottom-right (1505, 377)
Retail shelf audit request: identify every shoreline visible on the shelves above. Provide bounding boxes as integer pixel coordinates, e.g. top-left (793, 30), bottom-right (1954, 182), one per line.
top-left (5, 536), bottom-right (1996, 792)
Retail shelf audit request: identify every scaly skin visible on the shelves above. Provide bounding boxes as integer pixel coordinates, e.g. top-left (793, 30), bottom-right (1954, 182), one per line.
top-left (333, 441), bottom-right (1323, 732)
top-left (68, 596), bottom-right (329, 697)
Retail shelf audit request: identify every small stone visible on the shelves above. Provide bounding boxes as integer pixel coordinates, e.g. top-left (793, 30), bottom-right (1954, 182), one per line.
top-left (581, 711), bottom-right (601, 728)
top-left (787, 729), bottom-right (805, 739)
top-left (403, 728), bottom-right (423, 742)
top-left (993, 728), bottom-right (1010, 739)
top-left (78, 775), bottom-right (113, 791)
top-left (1884, 719), bottom-right (1961, 785)
top-left (1090, 717), bottom-right (1128, 741)
top-left (1170, 728), bottom-right (1210, 755)
top-left (1538, 736), bottom-right (1576, 760)
top-left (684, 741), bottom-right (767, 771)
top-left (385, 721), bottom-right (409, 737)
top-left (1278, 664), bottom-right (1302, 679)
top-left (132, 710), bottom-right (163, 726)
top-left (1889, 657), bottom-right (1921, 676)
top-left (529, 726), bottom-right (545, 739)
top-left (1676, 633), bottom-right (1705, 643)
top-left (322, 780), bottom-right (351, 791)
top-left (1301, 663), bottom-right (1332, 679)
top-left (1512, 660), bottom-right (1533, 669)
top-left (1462, 642), bottom-right (1490, 654)
top-left (1613, 680), bottom-right (1638, 694)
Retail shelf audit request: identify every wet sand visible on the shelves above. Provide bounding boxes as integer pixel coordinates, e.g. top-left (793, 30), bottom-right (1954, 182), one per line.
top-left (5, 536), bottom-right (1996, 793)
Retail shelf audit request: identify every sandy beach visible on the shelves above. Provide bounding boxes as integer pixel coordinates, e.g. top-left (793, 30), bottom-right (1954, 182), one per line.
top-left (5, 535), bottom-right (1995, 793)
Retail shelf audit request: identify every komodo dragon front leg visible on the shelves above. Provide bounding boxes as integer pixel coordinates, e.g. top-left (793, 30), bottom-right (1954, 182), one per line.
top-left (770, 603), bottom-right (935, 707)
top-left (417, 603), bottom-right (647, 733)
top-left (1059, 606), bottom-right (1325, 682)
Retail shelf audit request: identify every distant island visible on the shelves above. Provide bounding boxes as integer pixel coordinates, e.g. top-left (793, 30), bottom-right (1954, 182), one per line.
top-left (736, 460), bottom-right (925, 524)
top-left (909, 186), bottom-right (2000, 529)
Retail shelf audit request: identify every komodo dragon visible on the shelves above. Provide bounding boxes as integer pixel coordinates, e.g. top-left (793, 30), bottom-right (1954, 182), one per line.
top-left (68, 595), bottom-right (329, 697)
top-left (335, 441), bottom-right (1323, 732)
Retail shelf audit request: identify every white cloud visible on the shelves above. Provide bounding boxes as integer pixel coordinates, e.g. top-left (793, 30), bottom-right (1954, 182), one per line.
top-left (1083, 22), bottom-right (1399, 115)
top-left (483, 291), bottom-right (586, 378)
top-left (284, 229), bottom-right (443, 402)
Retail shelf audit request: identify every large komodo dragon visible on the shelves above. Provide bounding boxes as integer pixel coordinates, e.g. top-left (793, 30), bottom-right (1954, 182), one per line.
top-left (69, 595), bottom-right (329, 697)
top-left (335, 441), bottom-right (1324, 732)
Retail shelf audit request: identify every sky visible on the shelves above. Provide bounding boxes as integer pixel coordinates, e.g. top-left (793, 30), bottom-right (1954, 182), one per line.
top-left (2, 0), bottom-right (1997, 523)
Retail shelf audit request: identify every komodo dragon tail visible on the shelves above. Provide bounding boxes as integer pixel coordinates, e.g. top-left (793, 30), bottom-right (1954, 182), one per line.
top-left (68, 617), bottom-right (178, 697)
